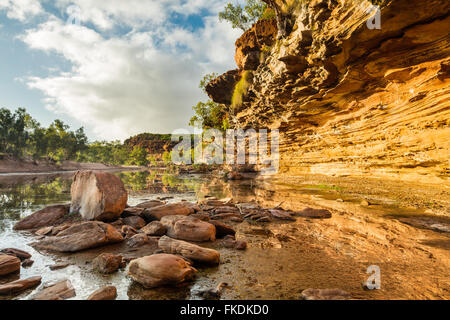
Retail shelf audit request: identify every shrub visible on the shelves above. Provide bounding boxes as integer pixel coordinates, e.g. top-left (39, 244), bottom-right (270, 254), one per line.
top-left (231, 71), bottom-right (253, 112)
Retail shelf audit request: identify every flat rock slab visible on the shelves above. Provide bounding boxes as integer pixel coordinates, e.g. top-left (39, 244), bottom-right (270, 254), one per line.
top-left (128, 254), bottom-right (196, 289)
top-left (301, 288), bottom-right (352, 300)
top-left (0, 248), bottom-right (32, 261)
top-left (126, 233), bottom-right (149, 248)
top-left (32, 279), bottom-right (76, 300)
top-left (0, 255), bottom-right (21, 276)
top-left (158, 236), bottom-right (220, 265)
top-left (30, 221), bottom-right (124, 253)
top-left (135, 200), bottom-right (165, 209)
top-left (70, 170), bottom-right (128, 221)
top-left (142, 203), bottom-right (194, 221)
top-left (293, 208), bottom-right (332, 219)
top-left (209, 220), bottom-right (236, 238)
top-left (88, 286), bottom-right (117, 300)
top-left (268, 209), bottom-right (296, 221)
top-left (161, 215), bottom-right (216, 242)
top-left (123, 216), bottom-right (146, 229)
top-left (0, 276), bottom-right (41, 295)
top-left (141, 221), bottom-right (166, 236)
top-left (13, 204), bottom-right (69, 230)
top-left (49, 263), bottom-right (71, 271)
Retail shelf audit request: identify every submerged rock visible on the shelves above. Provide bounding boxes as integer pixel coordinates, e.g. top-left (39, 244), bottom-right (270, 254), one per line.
top-left (161, 215), bottom-right (216, 242)
top-left (135, 200), bottom-right (165, 209)
top-left (13, 204), bottom-right (69, 230)
top-left (0, 276), bottom-right (41, 295)
top-left (32, 279), bottom-right (76, 300)
top-left (300, 288), bottom-right (352, 300)
top-left (49, 263), bottom-right (71, 271)
top-left (30, 221), bottom-right (124, 253)
top-left (222, 236), bottom-right (247, 250)
top-left (0, 248), bottom-right (32, 261)
top-left (126, 233), bottom-right (149, 248)
top-left (123, 216), bottom-right (146, 229)
top-left (121, 225), bottom-right (138, 239)
top-left (142, 203), bottom-right (194, 221)
top-left (209, 220), bottom-right (236, 238)
top-left (128, 254), bottom-right (197, 288)
top-left (158, 236), bottom-right (220, 265)
top-left (141, 221), bottom-right (166, 236)
top-left (88, 286), bottom-right (117, 300)
top-left (93, 253), bottom-right (122, 274)
top-left (268, 209), bottom-right (296, 221)
top-left (293, 208), bottom-right (332, 219)
top-left (0, 255), bottom-right (21, 276)
top-left (22, 259), bottom-right (34, 268)
top-left (70, 171), bottom-right (127, 221)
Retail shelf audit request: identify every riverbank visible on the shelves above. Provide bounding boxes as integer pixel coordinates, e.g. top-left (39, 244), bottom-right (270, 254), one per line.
top-left (0, 158), bottom-right (140, 175)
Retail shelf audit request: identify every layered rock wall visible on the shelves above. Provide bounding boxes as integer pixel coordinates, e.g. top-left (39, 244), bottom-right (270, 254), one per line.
top-left (208, 0), bottom-right (450, 183)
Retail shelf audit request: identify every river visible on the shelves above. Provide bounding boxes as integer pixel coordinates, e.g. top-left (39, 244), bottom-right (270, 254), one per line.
top-left (0, 170), bottom-right (449, 299)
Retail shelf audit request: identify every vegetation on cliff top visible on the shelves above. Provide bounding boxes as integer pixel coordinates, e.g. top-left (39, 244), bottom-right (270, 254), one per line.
top-left (219, 0), bottom-right (274, 31)
top-left (231, 71), bottom-right (253, 112)
top-left (189, 74), bottom-right (229, 130)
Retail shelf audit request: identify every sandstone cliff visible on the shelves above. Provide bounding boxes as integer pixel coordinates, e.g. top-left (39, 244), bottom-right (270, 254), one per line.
top-left (207, 0), bottom-right (450, 183)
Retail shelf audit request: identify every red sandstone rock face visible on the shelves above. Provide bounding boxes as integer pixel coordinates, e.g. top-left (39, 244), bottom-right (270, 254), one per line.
top-left (205, 69), bottom-right (240, 105)
top-left (209, 0), bottom-right (450, 183)
top-left (235, 19), bottom-right (278, 70)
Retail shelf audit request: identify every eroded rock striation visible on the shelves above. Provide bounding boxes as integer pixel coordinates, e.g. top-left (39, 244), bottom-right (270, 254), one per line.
top-left (70, 170), bottom-right (127, 221)
top-left (208, 0), bottom-right (450, 183)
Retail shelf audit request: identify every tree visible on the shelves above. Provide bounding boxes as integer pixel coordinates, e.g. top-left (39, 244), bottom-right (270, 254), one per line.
top-left (219, 0), bottom-right (268, 31)
top-left (128, 146), bottom-right (149, 166)
top-left (189, 73), bottom-right (229, 130)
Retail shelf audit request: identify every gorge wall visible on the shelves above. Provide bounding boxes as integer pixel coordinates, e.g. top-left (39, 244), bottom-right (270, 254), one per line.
top-left (207, 0), bottom-right (450, 184)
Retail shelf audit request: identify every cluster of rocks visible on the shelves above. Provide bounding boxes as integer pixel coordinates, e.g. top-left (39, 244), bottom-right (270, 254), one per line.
top-left (0, 249), bottom-right (41, 296)
top-left (3, 170), bottom-right (334, 299)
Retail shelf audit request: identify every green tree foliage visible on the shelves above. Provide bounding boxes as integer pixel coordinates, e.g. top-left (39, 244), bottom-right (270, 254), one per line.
top-left (0, 107), bottom-right (150, 167)
top-left (189, 73), bottom-right (229, 130)
top-left (219, 0), bottom-right (268, 31)
top-left (127, 146), bottom-right (149, 166)
top-left (0, 107), bottom-right (87, 161)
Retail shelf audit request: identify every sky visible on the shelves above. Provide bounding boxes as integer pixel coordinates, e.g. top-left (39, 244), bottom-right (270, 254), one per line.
top-left (0, 0), bottom-right (242, 141)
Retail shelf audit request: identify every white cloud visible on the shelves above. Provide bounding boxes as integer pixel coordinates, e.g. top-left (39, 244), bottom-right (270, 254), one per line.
top-left (20, 6), bottom-right (241, 140)
top-left (0, 0), bottom-right (43, 22)
top-left (53, 0), bottom-right (226, 30)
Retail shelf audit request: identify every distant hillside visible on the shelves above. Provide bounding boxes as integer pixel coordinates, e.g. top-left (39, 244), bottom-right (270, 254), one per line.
top-left (124, 133), bottom-right (177, 158)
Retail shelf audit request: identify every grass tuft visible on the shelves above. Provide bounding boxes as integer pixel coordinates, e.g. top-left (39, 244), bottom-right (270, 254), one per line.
top-left (231, 70), bottom-right (253, 112)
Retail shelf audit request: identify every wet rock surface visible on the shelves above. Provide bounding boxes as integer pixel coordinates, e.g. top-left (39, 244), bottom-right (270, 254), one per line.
top-left (141, 221), bottom-right (166, 236)
top-left (30, 221), bottom-right (124, 253)
top-left (32, 279), bottom-right (76, 300)
top-left (158, 236), bottom-right (220, 265)
top-left (0, 255), bottom-right (21, 276)
top-left (143, 203), bottom-right (194, 221)
top-left (161, 215), bottom-right (216, 242)
top-left (14, 204), bottom-right (70, 230)
top-left (88, 285), bottom-right (117, 300)
top-left (92, 253), bottom-right (122, 274)
top-left (0, 276), bottom-right (41, 295)
top-left (128, 254), bottom-right (197, 289)
top-left (70, 171), bottom-right (127, 221)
